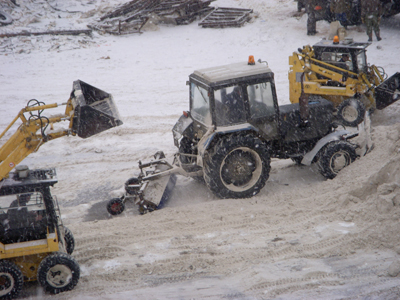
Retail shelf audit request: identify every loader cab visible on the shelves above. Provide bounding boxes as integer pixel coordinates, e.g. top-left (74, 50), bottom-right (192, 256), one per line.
top-left (0, 168), bottom-right (59, 246)
top-left (313, 39), bottom-right (371, 74)
top-left (188, 59), bottom-right (280, 139)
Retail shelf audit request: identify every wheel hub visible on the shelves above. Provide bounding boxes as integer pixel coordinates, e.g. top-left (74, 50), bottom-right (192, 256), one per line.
top-left (0, 274), bottom-right (13, 296)
top-left (220, 147), bottom-right (262, 192)
top-left (342, 105), bottom-right (358, 123)
top-left (47, 265), bottom-right (72, 288)
top-left (330, 151), bottom-right (350, 173)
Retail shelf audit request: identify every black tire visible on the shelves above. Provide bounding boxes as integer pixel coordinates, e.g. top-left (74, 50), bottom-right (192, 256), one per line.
top-left (37, 252), bottom-right (80, 294)
top-left (0, 260), bottom-right (23, 299)
top-left (63, 227), bottom-right (75, 255)
top-left (154, 151), bottom-right (165, 159)
top-left (336, 98), bottom-right (365, 127)
top-left (203, 134), bottom-right (270, 199)
top-left (0, 11), bottom-right (13, 25)
top-left (318, 141), bottom-right (357, 179)
top-left (124, 177), bottom-right (140, 195)
top-left (107, 198), bottom-right (125, 215)
top-left (179, 137), bottom-right (197, 164)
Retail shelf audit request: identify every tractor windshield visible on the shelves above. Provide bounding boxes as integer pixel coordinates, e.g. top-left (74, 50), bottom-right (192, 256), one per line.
top-left (0, 192), bottom-right (47, 244)
top-left (214, 85), bottom-right (246, 126)
top-left (190, 82), bottom-right (212, 126)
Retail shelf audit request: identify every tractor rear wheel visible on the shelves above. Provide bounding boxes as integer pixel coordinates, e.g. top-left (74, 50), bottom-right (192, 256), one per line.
top-left (107, 198), bottom-right (125, 215)
top-left (37, 252), bottom-right (80, 294)
top-left (0, 260), bottom-right (23, 299)
top-left (203, 134), bottom-right (270, 198)
top-left (318, 141), bottom-right (357, 179)
top-left (336, 98), bottom-right (365, 127)
top-left (63, 227), bottom-right (75, 255)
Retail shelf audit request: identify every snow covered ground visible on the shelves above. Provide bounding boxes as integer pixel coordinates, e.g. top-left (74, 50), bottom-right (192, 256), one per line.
top-left (1, 0), bottom-right (400, 299)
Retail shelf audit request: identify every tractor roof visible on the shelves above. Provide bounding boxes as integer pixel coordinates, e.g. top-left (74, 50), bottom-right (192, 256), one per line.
top-left (191, 60), bottom-right (273, 86)
top-left (0, 168), bottom-right (57, 196)
top-left (313, 39), bottom-right (371, 51)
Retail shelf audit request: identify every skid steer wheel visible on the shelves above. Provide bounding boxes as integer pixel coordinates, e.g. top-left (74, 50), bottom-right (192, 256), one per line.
top-left (0, 261), bottom-right (23, 299)
top-left (38, 252), bottom-right (80, 294)
top-left (107, 198), bottom-right (125, 215)
top-left (336, 98), bottom-right (365, 127)
top-left (63, 227), bottom-right (75, 255)
top-left (203, 134), bottom-right (270, 199)
top-left (318, 141), bottom-right (357, 179)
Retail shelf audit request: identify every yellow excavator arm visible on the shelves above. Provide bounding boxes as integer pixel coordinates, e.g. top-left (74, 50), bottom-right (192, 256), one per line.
top-left (0, 80), bottom-right (123, 181)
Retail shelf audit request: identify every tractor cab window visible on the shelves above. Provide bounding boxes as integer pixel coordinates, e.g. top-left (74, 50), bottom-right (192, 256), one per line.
top-left (214, 85), bottom-right (246, 126)
top-left (321, 52), bottom-right (353, 71)
top-left (247, 82), bottom-right (275, 119)
top-left (0, 192), bottom-right (47, 243)
top-left (190, 82), bottom-right (212, 126)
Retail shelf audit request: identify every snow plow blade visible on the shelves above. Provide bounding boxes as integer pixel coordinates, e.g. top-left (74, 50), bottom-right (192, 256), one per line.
top-left (136, 152), bottom-right (178, 214)
top-left (70, 80), bottom-right (123, 138)
top-left (375, 72), bottom-right (400, 110)
top-left (139, 173), bottom-right (177, 213)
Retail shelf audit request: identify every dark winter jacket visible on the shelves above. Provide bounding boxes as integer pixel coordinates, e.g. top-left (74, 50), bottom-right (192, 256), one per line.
top-left (305, 0), bottom-right (318, 12)
top-left (330, 0), bottom-right (351, 14)
top-left (361, 0), bottom-right (383, 17)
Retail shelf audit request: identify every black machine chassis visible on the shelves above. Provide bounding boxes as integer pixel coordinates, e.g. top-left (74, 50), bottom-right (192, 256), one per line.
top-left (184, 71), bottom-right (334, 162)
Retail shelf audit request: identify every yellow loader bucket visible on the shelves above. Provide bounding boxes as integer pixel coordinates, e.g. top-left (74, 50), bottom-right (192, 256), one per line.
top-left (70, 80), bottom-right (123, 138)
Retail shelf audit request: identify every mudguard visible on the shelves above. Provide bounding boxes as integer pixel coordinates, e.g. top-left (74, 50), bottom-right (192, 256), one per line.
top-left (301, 130), bottom-right (352, 166)
top-left (172, 114), bottom-right (193, 147)
top-left (302, 112), bottom-right (372, 165)
top-left (196, 123), bottom-right (259, 167)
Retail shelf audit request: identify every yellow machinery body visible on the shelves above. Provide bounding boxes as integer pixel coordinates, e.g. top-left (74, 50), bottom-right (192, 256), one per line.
top-left (287, 40), bottom-right (400, 127)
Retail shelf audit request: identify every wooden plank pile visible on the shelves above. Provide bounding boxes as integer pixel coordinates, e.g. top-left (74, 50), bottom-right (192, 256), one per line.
top-left (89, 0), bottom-right (215, 35)
top-left (198, 7), bottom-right (253, 28)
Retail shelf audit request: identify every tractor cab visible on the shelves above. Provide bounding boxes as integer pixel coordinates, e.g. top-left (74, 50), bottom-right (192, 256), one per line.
top-left (312, 39), bottom-right (371, 74)
top-left (186, 57), bottom-right (279, 140)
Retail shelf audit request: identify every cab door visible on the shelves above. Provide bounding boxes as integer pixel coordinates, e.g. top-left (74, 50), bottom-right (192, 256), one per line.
top-left (245, 81), bottom-right (279, 140)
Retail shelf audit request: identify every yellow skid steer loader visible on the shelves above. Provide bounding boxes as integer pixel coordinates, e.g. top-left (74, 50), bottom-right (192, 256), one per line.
top-left (0, 80), bottom-right (122, 298)
top-left (289, 38), bottom-right (400, 127)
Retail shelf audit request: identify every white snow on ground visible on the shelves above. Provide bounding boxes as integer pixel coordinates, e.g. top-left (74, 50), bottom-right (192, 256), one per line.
top-left (1, 0), bottom-right (400, 299)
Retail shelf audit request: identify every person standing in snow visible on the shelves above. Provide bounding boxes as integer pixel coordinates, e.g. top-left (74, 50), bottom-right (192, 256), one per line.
top-left (306, 0), bottom-right (318, 35)
top-left (361, 0), bottom-right (383, 41)
top-left (330, 0), bottom-right (351, 28)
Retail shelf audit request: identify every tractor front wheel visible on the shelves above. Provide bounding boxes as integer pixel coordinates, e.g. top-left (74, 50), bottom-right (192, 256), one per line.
top-left (37, 252), bottom-right (80, 294)
top-left (336, 98), bottom-right (365, 127)
top-left (318, 141), bottom-right (357, 179)
top-left (0, 260), bottom-right (23, 299)
top-left (203, 134), bottom-right (270, 199)
top-left (107, 198), bottom-right (125, 215)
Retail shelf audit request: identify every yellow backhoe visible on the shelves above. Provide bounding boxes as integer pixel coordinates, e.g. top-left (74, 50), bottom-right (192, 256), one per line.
top-left (289, 38), bottom-right (400, 126)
